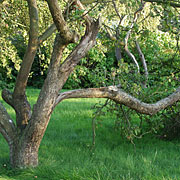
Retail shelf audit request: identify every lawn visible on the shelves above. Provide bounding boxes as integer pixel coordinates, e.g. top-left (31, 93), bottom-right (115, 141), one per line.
top-left (0, 88), bottom-right (180, 180)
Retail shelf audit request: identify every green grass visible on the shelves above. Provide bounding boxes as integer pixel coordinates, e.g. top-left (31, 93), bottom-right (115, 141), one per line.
top-left (1, 88), bottom-right (180, 180)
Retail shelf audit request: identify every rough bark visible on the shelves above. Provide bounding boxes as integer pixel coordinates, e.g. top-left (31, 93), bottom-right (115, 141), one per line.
top-left (13, 0), bottom-right (39, 97)
top-left (4, 18), bottom-right (100, 168)
top-left (9, 138), bottom-right (39, 168)
top-left (0, 0), bottom-right (100, 168)
top-left (55, 86), bottom-right (180, 115)
top-left (0, 103), bottom-right (16, 146)
top-left (8, 0), bottom-right (39, 130)
top-left (21, 19), bottom-right (100, 156)
top-left (46, 0), bottom-right (79, 44)
top-left (1, 0), bottom-right (180, 170)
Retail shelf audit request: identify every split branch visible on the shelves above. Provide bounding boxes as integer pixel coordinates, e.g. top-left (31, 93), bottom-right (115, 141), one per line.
top-left (59, 18), bottom-right (101, 73)
top-left (22, 17), bottom-right (100, 149)
top-left (39, 0), bottom-right (93, 44)
top-left (55, 86), bottom-right (180, 115)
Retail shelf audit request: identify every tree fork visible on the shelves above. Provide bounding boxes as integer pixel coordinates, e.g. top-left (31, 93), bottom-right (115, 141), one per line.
top-left (21, 19), bottom-right (101, 158)
top-left (2, 89), bottom-right (31, 130)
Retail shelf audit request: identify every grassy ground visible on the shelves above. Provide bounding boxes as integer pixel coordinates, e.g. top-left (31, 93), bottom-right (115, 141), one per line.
top-left (0, 88), bottom-right (180, 180)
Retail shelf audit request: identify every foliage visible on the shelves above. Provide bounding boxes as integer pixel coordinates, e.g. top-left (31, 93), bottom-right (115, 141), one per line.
top-left (0, 0), bottom-right (54, 88)
top-left (0, 0), bottom-right (179, 90)
top-left (64, 42), bottom-right (116, 89)
top-left (92, 29), bottom-right (180, 141)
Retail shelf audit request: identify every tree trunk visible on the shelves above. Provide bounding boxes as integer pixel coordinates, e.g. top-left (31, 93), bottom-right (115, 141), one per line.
top-left (9, 140), bottom-right (39, 168)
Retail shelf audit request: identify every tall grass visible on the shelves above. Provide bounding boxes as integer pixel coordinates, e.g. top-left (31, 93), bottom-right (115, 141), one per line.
top-left (0, 88), bottom-right (180, 180)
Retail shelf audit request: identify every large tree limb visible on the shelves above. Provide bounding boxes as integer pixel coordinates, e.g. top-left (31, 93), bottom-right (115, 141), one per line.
top-left (59, 18), bottom-right (101, 73)
top-left (0, 103), bottom-right (17, 146)
top-left (55, 86), bottom-right (180, 115)
top-left (13, 0), bottom-right (39, 97)
top-left (2, 89), bottom-right (14, 108)
top-left (38, 0), bottom-right (92, 45)
top-left (46, 0), bottom-right (79, 44)
top-left (11, 0), bottom-right (38, 130)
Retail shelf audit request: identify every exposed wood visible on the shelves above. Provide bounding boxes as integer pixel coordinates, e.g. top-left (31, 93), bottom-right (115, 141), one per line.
top-left (38, 0), bottom-right (93, 45)
top-left (1, 0), bottom-right (180, 170)
top-left (55, 86), bottom-right (180, 115)
top-left (59, 18), bottom-right (100, 73)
